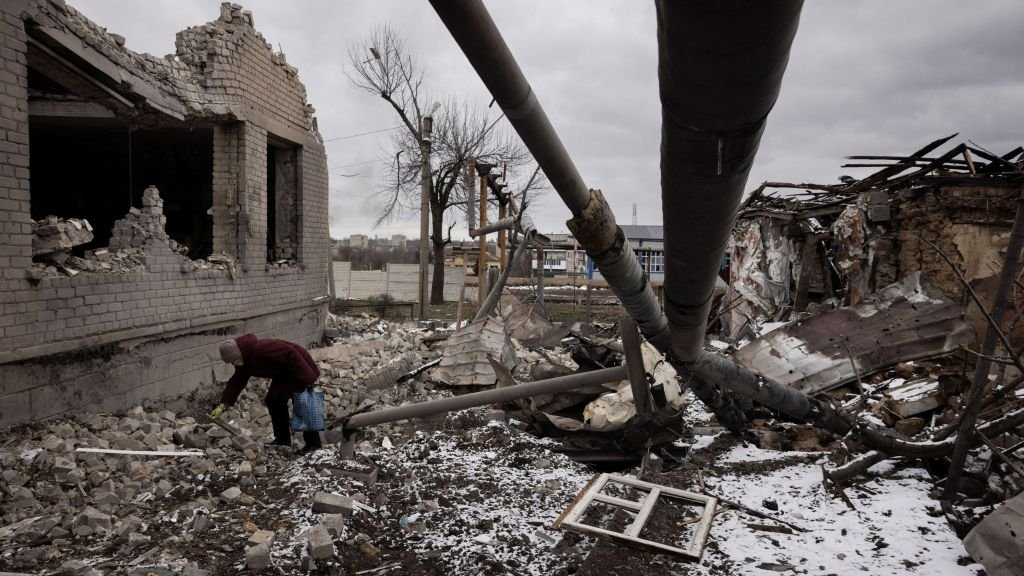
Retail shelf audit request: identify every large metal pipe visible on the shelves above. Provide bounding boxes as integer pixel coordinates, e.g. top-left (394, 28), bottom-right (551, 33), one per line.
top-left (428, 0), bottom-right (671, 351)
top-left (657, 0), bottom-right (804, 362)
top-left (687, 352), bottom-right (850, 435)
top-left (428, 0), bottom-right (827, 437)
top-left (345, 364), bottom-right (627, 430)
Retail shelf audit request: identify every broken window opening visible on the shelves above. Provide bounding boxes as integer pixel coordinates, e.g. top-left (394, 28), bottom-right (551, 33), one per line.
top-left (28, 112), bottom-right (215, 264)
top-left (266, 136), bottom-right (300, 263)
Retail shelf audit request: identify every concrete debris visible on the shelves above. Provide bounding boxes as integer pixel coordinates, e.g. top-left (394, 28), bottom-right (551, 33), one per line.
top-left (26, 187), bottom-right (239, 280)
top-left (312, 492), bottom-right (354, 516)
top-left (247, 529), bottom-right (275, 547)
top-left (245, 541), bottom-right (272, 571)
top-left (31, 215), bottom-right (94, 258)
top-left (430, 317), bottom-right (517, 386)
top-left (307, 524), bottom-right (335, 559)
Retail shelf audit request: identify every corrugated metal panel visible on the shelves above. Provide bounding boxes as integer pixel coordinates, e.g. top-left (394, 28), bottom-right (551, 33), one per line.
top-left (733, 272), bottom-right (975, 395)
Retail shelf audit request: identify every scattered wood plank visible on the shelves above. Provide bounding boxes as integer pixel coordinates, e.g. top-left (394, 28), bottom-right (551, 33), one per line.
top-left (75, 448), bottom-right (205, 457)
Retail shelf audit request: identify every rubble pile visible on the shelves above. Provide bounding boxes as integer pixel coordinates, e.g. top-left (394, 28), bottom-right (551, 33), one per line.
top-left (108, 186), bottom-right (168, 251)
top-left (29, 215), bottom-right (94, 279)
top-left (26, 186), bottom-right (240, 280)
top-left (31, 215), bottom-right (94, 260)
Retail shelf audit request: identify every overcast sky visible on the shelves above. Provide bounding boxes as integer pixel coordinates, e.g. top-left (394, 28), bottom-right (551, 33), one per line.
top-left (73, 1), bottom-right (1024, 241)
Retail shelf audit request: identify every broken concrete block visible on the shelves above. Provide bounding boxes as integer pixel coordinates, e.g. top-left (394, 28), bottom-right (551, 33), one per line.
top-left (192, 512), bottom-right (211, 533)
top-left (307, 524), bottom-right (335, 560)
top-left (127, 531), bottom-right (151, 548)
top-left (320, 514), bottom-right (345, 537)
top-left (52, 457), bottom-right (77, 476)
top-left (312, 492), bottom-right (353, 515)
top-left (182, 433), bottom-right (208, 450)
top-left (248, 529), bottom-right (275, 547)
top-left (76, 506), bottom-right (111, 531)
top-left (246, 542), bottom-right (272, 571)
top-left (31, 216), bottom-right (94, 257)
top-left (220, 487), bottom-right (241, 503)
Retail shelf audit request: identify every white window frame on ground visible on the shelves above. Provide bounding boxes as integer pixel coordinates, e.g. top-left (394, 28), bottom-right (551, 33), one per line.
top-left (553, 473), bottom-right (717, 560)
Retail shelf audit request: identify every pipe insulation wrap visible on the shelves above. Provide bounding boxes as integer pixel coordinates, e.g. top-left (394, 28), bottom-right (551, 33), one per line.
top-left (657, 0), bottom-right (804, 361)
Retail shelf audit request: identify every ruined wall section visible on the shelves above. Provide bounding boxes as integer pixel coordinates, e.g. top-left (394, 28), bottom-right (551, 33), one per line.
top-left (0, 1), bottom-right (331, 427)
top-left (175, 4), bottom-right (315, 136)
top-left (26, 0), bottom-right (211, 118)
top-left (299, 138), bottom-right (329, 274)
top-left (211, 123), bottom-right (242, 256)
top-left (894, 186), bottom-right (1017, 303)
top-left (0, 1), bottom-right (36, 346)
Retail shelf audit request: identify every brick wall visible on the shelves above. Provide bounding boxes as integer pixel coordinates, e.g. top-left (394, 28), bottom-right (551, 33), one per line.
top-left (895, 186), bottom-right (1017, 302)
top-left (0, 1), bottom-right (331, 427)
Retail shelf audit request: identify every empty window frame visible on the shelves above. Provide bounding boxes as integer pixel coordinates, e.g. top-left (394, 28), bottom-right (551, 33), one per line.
top-left (553, 473), bottom-right (716, 560)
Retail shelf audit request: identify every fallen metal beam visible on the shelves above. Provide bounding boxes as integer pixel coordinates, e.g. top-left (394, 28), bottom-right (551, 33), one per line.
top-left (344, 364), bottom-right (628, 431)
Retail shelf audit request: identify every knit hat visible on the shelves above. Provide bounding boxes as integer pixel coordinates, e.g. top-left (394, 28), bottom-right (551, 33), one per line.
top-left (219, 339), bottom-right (242, 363)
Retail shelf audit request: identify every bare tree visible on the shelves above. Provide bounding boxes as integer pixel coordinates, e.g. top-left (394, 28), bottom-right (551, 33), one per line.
top-left (347, 24), bottom-right (543, 304)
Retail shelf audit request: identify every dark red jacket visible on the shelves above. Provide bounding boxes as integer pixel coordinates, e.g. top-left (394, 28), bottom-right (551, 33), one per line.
top-left (219, 334), bottom-right (320, 406)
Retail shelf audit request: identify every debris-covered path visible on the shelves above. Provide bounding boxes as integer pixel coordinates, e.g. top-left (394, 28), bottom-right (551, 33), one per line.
top-left (0, 356), bottom-right (982, 576)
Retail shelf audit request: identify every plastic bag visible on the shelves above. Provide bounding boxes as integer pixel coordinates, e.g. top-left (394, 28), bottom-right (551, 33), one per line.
top-left (291, 387), bottom-right (326, 431)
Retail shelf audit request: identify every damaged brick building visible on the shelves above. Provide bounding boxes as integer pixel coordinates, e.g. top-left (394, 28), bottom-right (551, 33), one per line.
top-left (0, 1), bottom-right (330, 426)
top-left (723, 137), bottom-right (1022, 343)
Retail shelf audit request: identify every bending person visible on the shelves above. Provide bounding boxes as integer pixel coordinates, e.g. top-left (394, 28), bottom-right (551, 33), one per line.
top-left (211, 334), bottom-right (322, 455)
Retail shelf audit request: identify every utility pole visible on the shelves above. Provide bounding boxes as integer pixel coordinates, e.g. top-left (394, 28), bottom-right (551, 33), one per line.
top-left (418, 114), bottom-right (433, 320)
top-left (477, 163), bottom-right (489, 306)
top-left (498, 162), bottom-right (508, 271)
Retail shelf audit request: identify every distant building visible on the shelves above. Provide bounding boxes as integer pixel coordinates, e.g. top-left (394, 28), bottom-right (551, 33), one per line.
top-left (587, 225), bottom-right (664, 280)
top-left (390, 234), bottom-right (407, 248)
top-left (349, 234), bottom-right (369, 249)
top-left (531, 233), bottom-right (585, 278)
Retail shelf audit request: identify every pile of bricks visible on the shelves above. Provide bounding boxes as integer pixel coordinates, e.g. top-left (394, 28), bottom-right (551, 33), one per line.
top-left (31, 216), bottom-right (94, 262)
top-left (108, 186), bottom-right (168, 251)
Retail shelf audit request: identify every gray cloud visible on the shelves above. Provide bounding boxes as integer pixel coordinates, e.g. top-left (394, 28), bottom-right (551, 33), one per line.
top-left (72, 0), bottom-right (1024, 240)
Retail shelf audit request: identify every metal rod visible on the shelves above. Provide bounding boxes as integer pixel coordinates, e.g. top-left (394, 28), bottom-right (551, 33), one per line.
top-left (478, 167), bottom-right (488, 306)
top-left (469, 216), bottom-right (517, 238)
top-left (474, 232), bottom-right (531, 322)
top-left (428, 0), bottom-right (590, 213)
top-left (345, 364), bottom-right (628, 430)
top-left (621, 317), bottom-right (652, 414)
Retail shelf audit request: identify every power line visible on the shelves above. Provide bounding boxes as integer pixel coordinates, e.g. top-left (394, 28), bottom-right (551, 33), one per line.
top-left (323, 125), bottom-right (402, 143)
top-left (329, 158), bottom-right (382, 170)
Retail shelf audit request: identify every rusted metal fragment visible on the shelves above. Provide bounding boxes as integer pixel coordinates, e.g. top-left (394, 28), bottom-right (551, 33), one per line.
top-left (733, 272), bottom-right (975, 395)
top-left (429, 317), bottom-right (516, 386)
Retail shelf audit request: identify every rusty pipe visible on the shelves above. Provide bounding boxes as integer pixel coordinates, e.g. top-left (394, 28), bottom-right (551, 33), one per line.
top-left (344, 364), bottom-right (627, 430)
